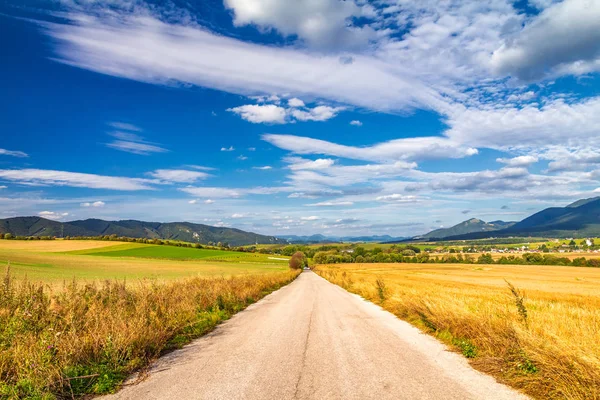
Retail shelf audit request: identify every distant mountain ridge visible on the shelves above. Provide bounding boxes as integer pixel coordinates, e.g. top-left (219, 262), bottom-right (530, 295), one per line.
top-left (280, 234), bottom-right (407, 244)
top-left (0, 217), bottom-right (285, 246)
top-left (415, 218), bottom-right (516, 240)
top-left (437, 197), bottom-right (600, 240)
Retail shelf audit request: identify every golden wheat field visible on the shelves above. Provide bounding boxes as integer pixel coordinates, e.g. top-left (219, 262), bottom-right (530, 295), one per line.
top-left (315, 263), bottom-right (600, 400)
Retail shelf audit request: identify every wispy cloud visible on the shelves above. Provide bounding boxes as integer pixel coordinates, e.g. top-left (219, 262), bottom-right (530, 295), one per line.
top-left (0, 148), bottom-right (28, 158)
top-left (39, 211), bottom-right (70, 220)
top-left (106, 123), bottom-right (168, 155)
top-left (0, 169), bottom-right (156, 190)
top-left (221, 146), bottom-right (235, 152)
top-left (81, 201), bottom-right (105, 207)
top-left (306, 201), bottom-right (354, 207)
top-left (148, 169), bottom-right (210, 183)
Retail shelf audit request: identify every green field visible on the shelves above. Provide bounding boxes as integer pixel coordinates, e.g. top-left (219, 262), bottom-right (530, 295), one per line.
top-left (0, 240), bottom-right (289, 283)
top-left (67, 242), bottom-right (287, 262)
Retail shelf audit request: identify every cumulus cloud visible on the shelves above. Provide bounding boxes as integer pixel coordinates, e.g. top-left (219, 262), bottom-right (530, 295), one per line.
top-left (229, 102), bottom-right (343, 124)
top-left (496, 155), bottom-right (539, 167)
top-left (491, 0), bottom-right (600, 80)
top-left (286, 157), bottom-right (336, 170)
top-left (253, 166), bottom-right (272, 170)
top-left (221, 146), bottom-right (235, 152)
top-left (228, 104), bottom-right (287, 124)
top-left (148, 169), bottom-right (210, 183)
top-left (288, 98), bottom-right (305, 108)
top-left (301, 216), bottom-right (320, 221)
top-left (350, 120), bottom-right (363, 126)
top-left (0, 169), bottom-right (156, 190)
top-left (223, 0), bottom-right (374, 50)
top-left (289, 106), bottom-right (343, 122)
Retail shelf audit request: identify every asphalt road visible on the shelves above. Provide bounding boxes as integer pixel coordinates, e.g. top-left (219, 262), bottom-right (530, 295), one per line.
top-left (104, 271), bottom-right (528, 400)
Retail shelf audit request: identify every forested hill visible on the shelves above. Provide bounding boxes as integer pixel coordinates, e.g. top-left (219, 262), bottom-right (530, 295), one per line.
top-left (0, 217), bottom-right (285, 246)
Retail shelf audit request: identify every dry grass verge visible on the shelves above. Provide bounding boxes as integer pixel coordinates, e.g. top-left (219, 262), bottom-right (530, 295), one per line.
top-left (0, 267), bottom-right (299, 399)
top-left (315, 263), bottom-right (600, 400)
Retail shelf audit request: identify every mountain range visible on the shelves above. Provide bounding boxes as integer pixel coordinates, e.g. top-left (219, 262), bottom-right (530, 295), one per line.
top-left (0, 217), bottom-right (284, 246)
top-left (417, 197), bottom-right (600, 241)
top-left (414, 219), bottom-right (516, 240)
top-left (280, 234), bottom-right (407, 244)
top-left (2, 197), bottom-right (600, 245)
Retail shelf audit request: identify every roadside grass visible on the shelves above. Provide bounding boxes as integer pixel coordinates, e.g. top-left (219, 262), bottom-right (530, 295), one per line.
top-left (315, 263), bottom-right (600, 400)
top-left (0, 267), bottom-right (300, 399)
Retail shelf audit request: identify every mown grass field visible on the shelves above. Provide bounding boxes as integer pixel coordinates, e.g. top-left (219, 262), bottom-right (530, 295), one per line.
top-left (0, 240), bottom-right (289, 284)
top-left (0, 239), bottom-right (298, 398)
top-left (315, 263), bottom-right (600, 399)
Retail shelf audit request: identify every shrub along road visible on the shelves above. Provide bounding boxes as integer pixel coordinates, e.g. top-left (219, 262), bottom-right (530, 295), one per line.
top-left (104, 271), bottom-right (527, 400)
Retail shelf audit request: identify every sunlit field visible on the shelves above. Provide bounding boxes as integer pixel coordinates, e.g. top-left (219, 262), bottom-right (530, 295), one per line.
top-left (315, 263), bottom-right (600, 400)
top-left (0, 240), bottom-right (289, 284)
top-left (0, 239), bottom-right (298, 398)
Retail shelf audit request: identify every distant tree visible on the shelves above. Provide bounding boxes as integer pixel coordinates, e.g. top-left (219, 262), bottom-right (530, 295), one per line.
top-left (3, 233), bottom-right (13, 240)
top-left (289, 251), bottom-right (307, 269)
top-left (313, 251), bottom-right (328, 264)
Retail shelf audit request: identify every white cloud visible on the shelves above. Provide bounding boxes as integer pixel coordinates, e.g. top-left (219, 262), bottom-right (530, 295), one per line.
top-left (288, 98), bottom-right (305, 108)
top-left (491, 0), bottom-right (600, 80)
top-left (186, 165), bottom-right (216, 171)
top-left (301, 216), bottom-right (320, 220)
top-left (0, 169), bottom-right (156, 190)
top-left (105, 129), bottom-right (167, 155)
top-left (264, 134), bottom-right (477, 162)
top-left (253, 166), bottom-right (272, 170)
top-left (108, 122), bottom-right (142, 132)
top-left (204, 199), bottom-right (215, 204)
top-left (0, 148), bottom-right (28, 158)
top-left (43, 12), bottom-right (445, 114)
top-left (496, 155), bottom-right (539, 167)
top-left (237, 155), bottom-right (248, 161)
top-left (228, 104), bottom-right (287, 124)
top-left (80, 201), bottom-right (105, 207)
top-left (188, 199), bottom-right (198, 204)
top-left (0, 186), bottom-right (6, 189)
top-left (445, 97), bottom-right (600, 150)
top-left (290, 106), bottom-right (343, 122)
top-left (180, 187), bottom-right (243, 198)
top-left (39, 211), bottom-right (70, 221)
top-left (350, 120), bottom-right (363, 126)
top-left (376, 194), bottom-right (418, 202)
top-left (107, 141), bottom-right (168, 155)
top-left (221, 146), bottom-right (235, 152)
top-left (148, 169), bottom-right (210, 183)
top-left (306, 201), bottom-right (354, 207)
top-left (286, 157), bottom-right (336, 170)
top-left (231, 213), bottom-right (245, 218)
top-left (223, 0), bottom-right (373, 50)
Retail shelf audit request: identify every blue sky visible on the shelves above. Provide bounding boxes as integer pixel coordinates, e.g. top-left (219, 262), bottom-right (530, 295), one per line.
top-left (1, 0), bottom-right (600, 237)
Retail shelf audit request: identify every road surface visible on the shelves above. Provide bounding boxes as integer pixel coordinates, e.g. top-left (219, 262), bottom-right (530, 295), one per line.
top-left (105, 271), bottom-right (528, 400)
